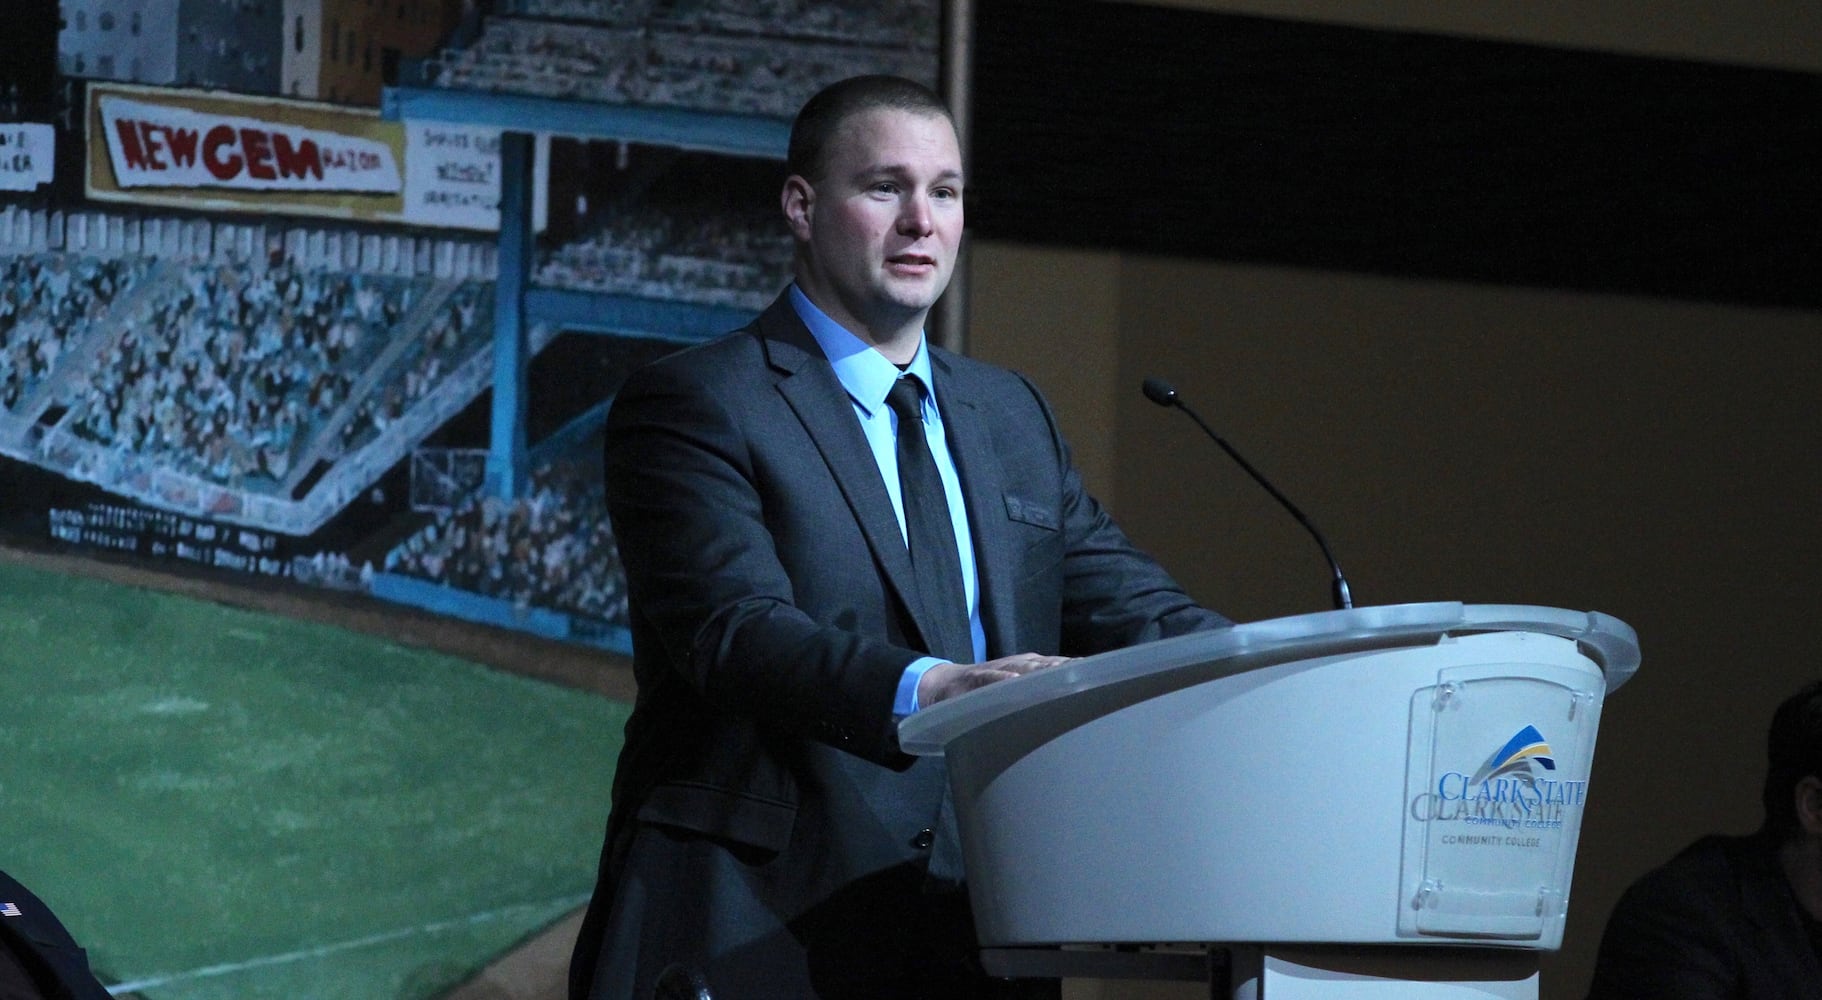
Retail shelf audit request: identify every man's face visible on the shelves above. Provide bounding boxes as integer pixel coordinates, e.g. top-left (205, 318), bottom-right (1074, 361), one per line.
top-left (784, 108), bottom-right (963, 345)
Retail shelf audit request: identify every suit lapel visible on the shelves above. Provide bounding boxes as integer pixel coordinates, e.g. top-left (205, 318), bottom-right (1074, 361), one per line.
top-left (930, 351), bottom-right (1017, 660)
top-left (758, 301), bottom-right (937, 652)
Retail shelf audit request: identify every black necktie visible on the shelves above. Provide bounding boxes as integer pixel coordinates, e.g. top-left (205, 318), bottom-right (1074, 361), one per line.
top-left (885, 375), bottom-right (973, 663)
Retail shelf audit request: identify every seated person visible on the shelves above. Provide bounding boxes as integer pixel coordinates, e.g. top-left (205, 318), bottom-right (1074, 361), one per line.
top-left (0, 868), bottom-right (111, 1000)
top-left (1587, 679), bottom-right (1822, 998)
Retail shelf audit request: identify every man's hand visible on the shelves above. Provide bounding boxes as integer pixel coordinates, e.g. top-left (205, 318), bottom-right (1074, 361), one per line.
top-left (916, 653), bottom-right (1070, 707)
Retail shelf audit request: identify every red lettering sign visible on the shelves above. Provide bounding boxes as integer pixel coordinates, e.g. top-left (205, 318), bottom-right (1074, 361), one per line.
top-left (97, 91), bottom-right (399, 196)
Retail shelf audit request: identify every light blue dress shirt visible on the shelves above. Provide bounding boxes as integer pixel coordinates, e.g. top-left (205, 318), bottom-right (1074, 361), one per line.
top-left (788, 286), bottom-right (987, 715)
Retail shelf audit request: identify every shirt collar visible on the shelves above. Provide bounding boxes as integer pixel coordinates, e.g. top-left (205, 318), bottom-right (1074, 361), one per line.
top-left (789, 284), bottom-right (936, 419)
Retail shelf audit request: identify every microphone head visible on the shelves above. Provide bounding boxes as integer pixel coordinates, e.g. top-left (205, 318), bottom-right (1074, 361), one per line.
top-left (1141, 376), bottom-right (1179, 408)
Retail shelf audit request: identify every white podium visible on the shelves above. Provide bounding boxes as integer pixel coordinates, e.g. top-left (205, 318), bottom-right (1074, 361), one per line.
top-left (897, 603), bottom-right (1639, 999)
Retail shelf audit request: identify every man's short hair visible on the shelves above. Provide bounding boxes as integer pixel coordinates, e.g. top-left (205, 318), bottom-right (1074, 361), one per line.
top-left (1763, 679), bottom-right (1822, 839)
top-left (787, 75), bottom-right (953, 183)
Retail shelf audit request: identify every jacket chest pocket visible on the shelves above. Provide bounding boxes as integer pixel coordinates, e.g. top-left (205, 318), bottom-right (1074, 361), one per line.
top-left (1004, 493), bottom-right (1062, 575)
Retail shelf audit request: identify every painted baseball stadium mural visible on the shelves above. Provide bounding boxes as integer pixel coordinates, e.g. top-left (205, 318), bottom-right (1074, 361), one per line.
top-left (4, 0), bottom-right (941, 650)
top-left (1, 2), bottom-right (943, 997)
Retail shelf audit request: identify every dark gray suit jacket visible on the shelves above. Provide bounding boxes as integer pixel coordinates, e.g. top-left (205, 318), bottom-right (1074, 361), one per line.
top-left (1587, 832), bottom-right (1822, 1000)
top-left (571, 294), bottom-right (1227, 999)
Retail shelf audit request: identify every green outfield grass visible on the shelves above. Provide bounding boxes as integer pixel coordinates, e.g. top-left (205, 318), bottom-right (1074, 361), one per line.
top-left (0, 559), bottom-right (629, 999)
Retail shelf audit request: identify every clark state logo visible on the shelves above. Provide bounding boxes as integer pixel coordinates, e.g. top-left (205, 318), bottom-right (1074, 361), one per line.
top-left (1412, 725), bottom-right (1588, 830)
top-left (1470, 725), bottom-right (1556, 786)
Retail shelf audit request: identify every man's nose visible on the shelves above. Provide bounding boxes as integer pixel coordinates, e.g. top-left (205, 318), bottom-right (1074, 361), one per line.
top-left (897, 193), bottom-right (933, 236)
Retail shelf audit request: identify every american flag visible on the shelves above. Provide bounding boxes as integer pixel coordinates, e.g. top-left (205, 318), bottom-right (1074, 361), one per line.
top-left (0, 902), bottom-right (21, 917)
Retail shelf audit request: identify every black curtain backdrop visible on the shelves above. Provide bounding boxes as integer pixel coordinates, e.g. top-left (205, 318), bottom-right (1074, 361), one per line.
top-left (969, 0), bottom-right (1822, 310)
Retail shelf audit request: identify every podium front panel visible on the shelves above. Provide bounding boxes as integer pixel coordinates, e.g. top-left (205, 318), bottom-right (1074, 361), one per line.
top-left (1400, 656), bottom-right (1603, 941)
top-left (943, 630), bottom-right (1608, 948)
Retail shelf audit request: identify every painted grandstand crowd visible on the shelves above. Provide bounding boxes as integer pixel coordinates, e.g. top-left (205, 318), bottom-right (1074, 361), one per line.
top-left (1, 254), bottom-right (149, 413)
top-left (0, 207), bottom-right (673, 643)
top-left (535, 202), bottom-right (789, 311)
top-left (339, 283), bottom-right (494, 459)
top-left (69, 259), bottom-right (421, 488)
top-left (436, 0), bottom-right (936, 119)
top-left (386, 454), bottom-right (630, 627)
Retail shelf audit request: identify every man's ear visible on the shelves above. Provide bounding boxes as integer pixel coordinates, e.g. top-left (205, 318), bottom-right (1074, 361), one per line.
top-left (782, 175), bottom-right (814, 242)
top-left (1794, 775), bottom-right (1822, 835)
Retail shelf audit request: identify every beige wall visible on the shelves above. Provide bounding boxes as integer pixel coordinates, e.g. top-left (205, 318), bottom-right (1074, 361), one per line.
top-left (967, 245), bottom-right (1125, 494)
top-left (965, 241), bottom-right (1822, 998)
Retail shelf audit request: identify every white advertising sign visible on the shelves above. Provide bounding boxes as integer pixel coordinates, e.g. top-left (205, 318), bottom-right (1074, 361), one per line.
top-left (97, 95), bottom-right (401, 193)
top-left (402, 122), bottom-right (502, 232)
top-left (0, 123), bottom-right (55, 191)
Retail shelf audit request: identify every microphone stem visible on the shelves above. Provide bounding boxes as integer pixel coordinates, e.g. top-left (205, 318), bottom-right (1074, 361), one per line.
top-left (1174, 400), bottom-right (1353, 610)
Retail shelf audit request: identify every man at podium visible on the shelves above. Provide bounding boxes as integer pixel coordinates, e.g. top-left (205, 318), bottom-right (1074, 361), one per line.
top-left (568, 75), bottom-right (1227, 1000)
top-left (1588, 679), bottom-right (1822, 997)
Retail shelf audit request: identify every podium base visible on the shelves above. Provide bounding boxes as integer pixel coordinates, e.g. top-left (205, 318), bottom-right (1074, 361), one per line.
top-left (1239, 946), bottom-right (1537, 1000)
top-left (981, 945), bottom-right (1537, 1000)
top-left (981, 945), bottom-right (1220, 984)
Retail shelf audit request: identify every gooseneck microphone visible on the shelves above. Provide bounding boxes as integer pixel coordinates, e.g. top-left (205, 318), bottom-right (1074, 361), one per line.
top-left (1141, 376), bottom-right (1354, 610)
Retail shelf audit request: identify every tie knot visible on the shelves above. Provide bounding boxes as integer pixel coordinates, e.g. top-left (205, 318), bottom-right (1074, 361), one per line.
top-left (886, 375), bottom-right (926, 423)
